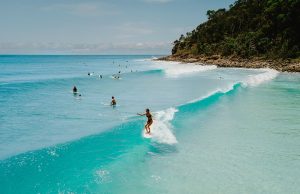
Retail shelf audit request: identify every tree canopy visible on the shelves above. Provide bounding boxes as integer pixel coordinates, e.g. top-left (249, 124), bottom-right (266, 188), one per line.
top-left (172, 0), bottom-right (300, 59)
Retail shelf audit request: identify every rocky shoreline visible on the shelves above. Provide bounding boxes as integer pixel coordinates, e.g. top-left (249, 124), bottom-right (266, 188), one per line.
top-left (158, 55), bottom-right (300, 72)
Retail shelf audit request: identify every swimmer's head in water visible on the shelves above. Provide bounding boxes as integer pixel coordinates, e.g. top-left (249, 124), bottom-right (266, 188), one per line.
top-left (146, 108), bottom-right (150, 113)
top-left (112, 96), bottom-right (114, 99)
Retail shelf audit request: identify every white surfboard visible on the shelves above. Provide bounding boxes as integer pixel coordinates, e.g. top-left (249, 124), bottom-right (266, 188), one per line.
top-left (143, 132), bottom-right (152, 139)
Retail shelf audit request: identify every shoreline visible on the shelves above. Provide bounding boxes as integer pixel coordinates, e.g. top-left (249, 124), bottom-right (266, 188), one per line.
top-left (158, 55), bottom-right (300, 72)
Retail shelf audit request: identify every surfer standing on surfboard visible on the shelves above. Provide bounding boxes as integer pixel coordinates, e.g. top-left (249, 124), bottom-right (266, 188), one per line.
top-left (138, 109), bottom-right (153, 134)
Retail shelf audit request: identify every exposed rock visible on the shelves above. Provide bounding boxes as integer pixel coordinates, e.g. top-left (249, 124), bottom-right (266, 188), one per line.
top-left (158, 55), bottom-right (300, 72)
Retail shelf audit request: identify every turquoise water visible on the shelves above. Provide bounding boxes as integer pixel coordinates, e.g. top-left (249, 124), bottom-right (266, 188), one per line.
top-left (0, 55), bottom-right (299, 193)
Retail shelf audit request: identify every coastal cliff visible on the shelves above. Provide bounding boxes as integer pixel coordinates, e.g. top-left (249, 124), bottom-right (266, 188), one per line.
top-left (161, 0), bottom-right (300, 72)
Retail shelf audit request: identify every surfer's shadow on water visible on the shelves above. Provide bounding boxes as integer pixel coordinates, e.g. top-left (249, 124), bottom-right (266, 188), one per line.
top-left (146, 142), bottom-right (178, 156)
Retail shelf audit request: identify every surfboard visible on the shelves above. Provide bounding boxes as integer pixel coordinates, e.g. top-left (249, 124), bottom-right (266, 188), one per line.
top-left (143, 132), bottom-right (152, 138)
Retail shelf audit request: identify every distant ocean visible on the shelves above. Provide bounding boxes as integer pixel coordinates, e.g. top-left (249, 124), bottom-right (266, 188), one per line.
top-left (0, 55), bottom-right (299, 193)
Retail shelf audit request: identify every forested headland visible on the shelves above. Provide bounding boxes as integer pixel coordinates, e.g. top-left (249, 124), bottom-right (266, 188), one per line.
top-left (161, 0), bottom-right (300, 72)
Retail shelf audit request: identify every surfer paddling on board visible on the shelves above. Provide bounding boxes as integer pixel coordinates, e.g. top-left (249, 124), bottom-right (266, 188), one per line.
top-left (111, 96), bottom-right (117, 107)
top-left (138, 109), bottom-right (153, 134)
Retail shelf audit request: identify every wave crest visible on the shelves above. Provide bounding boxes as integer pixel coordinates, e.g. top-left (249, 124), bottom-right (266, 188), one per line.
top-left (144, 68), bottom-right (278, 145)
top-left (147, 108), bottom-right (178, 145)
top-left (152, 61), bottom-right (217, 78)
top-left (244, 68), bottom-right (279, 86)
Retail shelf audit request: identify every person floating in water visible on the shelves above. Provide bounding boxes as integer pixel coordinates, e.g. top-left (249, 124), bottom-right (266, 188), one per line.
top-left (138, 109), bottom-right (153, 134)
top-left (88, 72), bottom-right (91, 76)
top-left (73, 86), bottom-right (78, 94)
top-left (112, 74), bottom-right (121, 79)
top-left (111, 96), bottom-right (117, 107)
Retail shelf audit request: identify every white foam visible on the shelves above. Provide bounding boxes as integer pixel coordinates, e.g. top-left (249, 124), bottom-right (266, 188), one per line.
top-left (146, 107), bottom-right (178, 144)
top-left (135, 56), bottom-right (158, 62)
top-left (95, 169), bottom-right (112, 184)
top-left (243, 68), bottom-right (279, 86)
top-left (134, 58), bottom-right (152, 62)
top-left (183, 68), bottom-right (278, 107)
top-left (152, 60), bottom-right (217, 78)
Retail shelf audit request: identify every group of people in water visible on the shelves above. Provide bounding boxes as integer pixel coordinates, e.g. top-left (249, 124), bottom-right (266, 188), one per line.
top-left (71, 61), bottom-right (153, 134)
top-left (112, 71), bottom-right (121, 79)
top-left (72, 75), bottom-right (153, 134)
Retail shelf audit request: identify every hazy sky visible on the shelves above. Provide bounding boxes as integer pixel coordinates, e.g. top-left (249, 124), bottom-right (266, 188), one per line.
top-left (0, 0), bottom-right (235, 54)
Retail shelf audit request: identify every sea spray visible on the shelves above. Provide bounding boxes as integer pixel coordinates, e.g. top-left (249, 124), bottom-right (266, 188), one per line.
top-left (144, 108), bottom-right (178, 144)
top-left (243, 68), bottom-right (279, 86)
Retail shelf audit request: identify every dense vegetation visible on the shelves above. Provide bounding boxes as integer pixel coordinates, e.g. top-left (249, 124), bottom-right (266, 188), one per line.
top-left (172, 0), bottom-right (300, 59)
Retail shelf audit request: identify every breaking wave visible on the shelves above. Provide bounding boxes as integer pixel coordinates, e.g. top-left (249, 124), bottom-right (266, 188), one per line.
top-left (145, 108), bottom-right (178, 144)
top-left (244, 68), bottom-right (279, 86)
top-left (151, 60), bottom-right (217, 78)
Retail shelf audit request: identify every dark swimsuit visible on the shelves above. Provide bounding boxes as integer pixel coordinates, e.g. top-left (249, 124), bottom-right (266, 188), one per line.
top-left (146, 113), bottom-right (153, 124)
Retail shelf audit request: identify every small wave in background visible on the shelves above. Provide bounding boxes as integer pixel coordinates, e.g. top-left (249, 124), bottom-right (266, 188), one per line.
top-left (151, 60), bottom-right (217, 78)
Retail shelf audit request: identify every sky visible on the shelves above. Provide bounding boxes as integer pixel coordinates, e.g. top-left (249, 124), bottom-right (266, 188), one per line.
top-left (0, 0), bottom-right (235, 54)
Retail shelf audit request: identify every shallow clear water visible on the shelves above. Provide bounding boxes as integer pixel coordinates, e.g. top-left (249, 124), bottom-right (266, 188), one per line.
top-left (0, 55), bottom-right (299, 193)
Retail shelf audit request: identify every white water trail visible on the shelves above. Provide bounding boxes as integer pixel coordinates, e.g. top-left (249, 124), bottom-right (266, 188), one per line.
top-left (143, 108), bottom-right (178, 144)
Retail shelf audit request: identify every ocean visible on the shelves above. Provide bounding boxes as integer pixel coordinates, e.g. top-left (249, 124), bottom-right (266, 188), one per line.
top-left (0, 55), bottom-right (299, 193)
